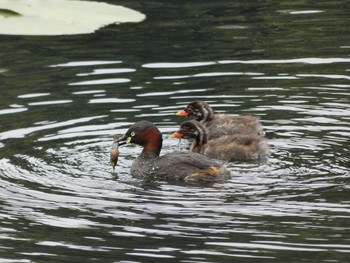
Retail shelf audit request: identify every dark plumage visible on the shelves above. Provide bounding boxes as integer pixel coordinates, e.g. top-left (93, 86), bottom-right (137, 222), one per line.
top-left (176, 100), bottom-right (264, 139)
top-left (117, 120), bottom-right (230, 184)
top-left (170, 120), bottom-right (269, 162)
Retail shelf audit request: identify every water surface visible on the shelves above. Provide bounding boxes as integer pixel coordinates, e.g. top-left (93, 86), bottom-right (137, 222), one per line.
top-left (0, 0), bottom-right (349, 262)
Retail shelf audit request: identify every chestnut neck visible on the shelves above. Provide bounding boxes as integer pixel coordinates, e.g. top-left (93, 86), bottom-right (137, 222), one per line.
top-left (140, 127), bottom-right (162, 157)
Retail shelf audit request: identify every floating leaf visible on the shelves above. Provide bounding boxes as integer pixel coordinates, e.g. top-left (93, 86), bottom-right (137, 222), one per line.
top-left (0, 0), bottom-right (145, 35)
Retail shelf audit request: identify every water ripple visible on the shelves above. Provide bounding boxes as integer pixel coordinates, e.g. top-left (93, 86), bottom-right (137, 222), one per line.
top-left (143, 62), bottom-right (215, 68)
top-left (0, 107), bottom-right (27, 115)
top-left (219, 57), bottom-right (350, 64)
top-left (0, 115), bottom-right (107, 139)
top-left (77, 68), bottom-right (136, 76)
top-left (69, 78), bottom-right (130, 85)
top-left (49, 61), bottom-right (122, 67)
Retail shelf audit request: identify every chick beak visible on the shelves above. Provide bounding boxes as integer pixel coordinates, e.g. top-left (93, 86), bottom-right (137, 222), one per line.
top-left (176, 110), bottom-right (189, 117)
top-left (169, 131), bottom-right (184, 139)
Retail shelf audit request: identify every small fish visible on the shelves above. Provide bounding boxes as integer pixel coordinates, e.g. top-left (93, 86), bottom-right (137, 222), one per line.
top-left (110, 135), bottom-right (121, 172)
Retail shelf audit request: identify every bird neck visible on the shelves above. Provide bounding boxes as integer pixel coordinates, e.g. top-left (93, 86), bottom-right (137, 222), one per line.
top-left (198, 104), bottom-right (214, 122)
top-left (141, 128), bottom-right (162, 157)
top-left (193, 122), bottom-right (208, 147)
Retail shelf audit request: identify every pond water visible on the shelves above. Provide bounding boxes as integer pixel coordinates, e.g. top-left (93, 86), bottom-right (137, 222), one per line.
top-left (0, 0), bottom-right (349, 262)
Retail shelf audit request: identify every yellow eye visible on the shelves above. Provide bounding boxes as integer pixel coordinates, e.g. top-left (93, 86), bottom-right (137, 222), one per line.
top-left (131, 132), bottom-right (135, 136)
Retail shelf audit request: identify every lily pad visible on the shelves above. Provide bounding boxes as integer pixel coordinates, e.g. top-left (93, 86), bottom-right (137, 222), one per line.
top-left (0, 0), bottom-right (145, 35)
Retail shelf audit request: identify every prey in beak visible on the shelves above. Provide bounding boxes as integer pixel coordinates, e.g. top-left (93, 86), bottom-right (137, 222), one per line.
top-left (110, 135), bottom-right (121, 172)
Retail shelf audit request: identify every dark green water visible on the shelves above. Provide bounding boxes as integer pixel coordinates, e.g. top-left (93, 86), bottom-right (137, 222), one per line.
top-left (0, 0), bottom-right (349, 262)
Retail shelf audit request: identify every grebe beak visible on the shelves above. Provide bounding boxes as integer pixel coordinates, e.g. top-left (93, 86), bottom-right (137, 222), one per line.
top-left (118, 136), bottom-right (128, 146)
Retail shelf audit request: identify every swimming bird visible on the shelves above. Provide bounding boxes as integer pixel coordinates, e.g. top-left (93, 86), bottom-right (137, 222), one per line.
top-left (117, 120), bottom-right (230, 184)
top-left (176, 100), bottom-right (264, 139)
top-left (170, 119), bottom-right (269, 162)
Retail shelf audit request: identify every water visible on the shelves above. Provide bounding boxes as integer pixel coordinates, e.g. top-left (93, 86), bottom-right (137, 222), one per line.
top-left (0, 0), bottom-right (349, 262)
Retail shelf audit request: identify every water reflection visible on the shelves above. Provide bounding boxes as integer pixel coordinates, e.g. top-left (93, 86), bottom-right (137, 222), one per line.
top-left (219, 58), bottom-right (350, 64)
top-left (69, 78), bottom-right (131, 85)
top-left (49, 61), bottom-right (123, 67)
top-left (77, 68), bottom-right (136, 76)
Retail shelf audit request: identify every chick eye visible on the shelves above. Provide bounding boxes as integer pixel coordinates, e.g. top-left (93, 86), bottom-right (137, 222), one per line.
top-left (131, 131), bottom-right (135, 136)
